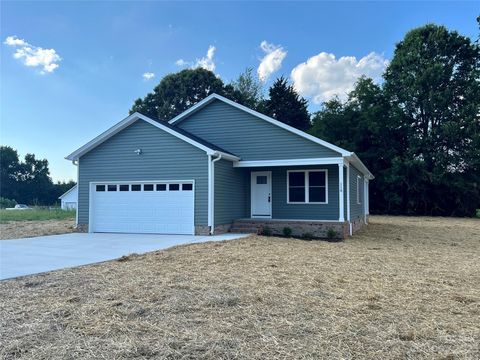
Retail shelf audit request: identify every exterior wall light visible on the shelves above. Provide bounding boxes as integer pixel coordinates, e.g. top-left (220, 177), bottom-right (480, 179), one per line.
top-left (134, 149), bottom-right (142, 155)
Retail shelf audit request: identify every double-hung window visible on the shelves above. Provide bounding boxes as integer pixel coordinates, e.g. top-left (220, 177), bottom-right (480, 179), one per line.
top-left (287, 170), bottom-right (327, 204)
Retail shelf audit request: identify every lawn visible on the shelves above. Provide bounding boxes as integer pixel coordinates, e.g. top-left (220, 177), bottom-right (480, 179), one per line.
top-left (0, 209), bottom-right (76, 240)
top-left (1, 216), bottom-right (479, 359)
top-left (0, 208), bottom-right (76, 223)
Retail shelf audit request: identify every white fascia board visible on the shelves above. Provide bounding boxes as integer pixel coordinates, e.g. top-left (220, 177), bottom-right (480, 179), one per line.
top-left (65, 112), bottom-right (228, 160)
top-left (233, 157), bottom-right (344, 168)
top-left (346, 153), bottom-right (374, 180)
top-left (168, 93), bottom-right (351, 157)
top-left (58, 184), bottom-right (78, 199)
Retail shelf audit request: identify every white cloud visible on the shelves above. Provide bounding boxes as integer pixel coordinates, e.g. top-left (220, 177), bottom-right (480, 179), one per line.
top-left (142, 72), bottom-right (155, 80)
top-left (4, 35), bottom-right (61, 74)
top-left (291, 52), bottom-right (388, 103)
top-left (4, 35), bottom-right (27, 46)
top-left (175, 45), bottom-right (216, 72)
top-left (257, 41), bottom-right (287, 82)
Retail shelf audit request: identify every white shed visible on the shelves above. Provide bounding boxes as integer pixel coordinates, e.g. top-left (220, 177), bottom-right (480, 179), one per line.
top-left (59, 185), bottom-right (78, 210)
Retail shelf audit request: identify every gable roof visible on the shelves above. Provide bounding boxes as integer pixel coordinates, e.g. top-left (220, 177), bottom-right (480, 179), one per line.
top-left (58, 184), bottom-right (77, 199)
top-left (169, 93), bottom-right (351, 156)
top-left (169, 93), bottom-right (373, 179)
top-left (65, 112), bottom-right (239, 161)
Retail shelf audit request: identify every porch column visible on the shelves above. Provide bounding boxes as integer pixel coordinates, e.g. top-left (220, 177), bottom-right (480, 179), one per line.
top-left (346, 163), bottom-right (350, 222)
top-left (338, 163), bottom-right (345, 222)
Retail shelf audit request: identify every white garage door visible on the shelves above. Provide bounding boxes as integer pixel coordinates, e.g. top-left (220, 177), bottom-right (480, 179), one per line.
top-left (91, 181), bottom-right (194, 234)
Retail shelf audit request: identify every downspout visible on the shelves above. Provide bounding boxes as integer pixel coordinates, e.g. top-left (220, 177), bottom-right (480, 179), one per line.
top-left (210, 153), bottom-right (222, 235)
top-left (72, 160), bottom-right (79, 227)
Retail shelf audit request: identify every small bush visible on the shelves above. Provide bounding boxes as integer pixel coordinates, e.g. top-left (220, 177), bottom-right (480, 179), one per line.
top-left (302, 232), bottom-right (314, 240)
top-left (476, 209), bottom-right (480, 218)
top-left (259, 226), bottom-right (272, 236)
top-left (0, 197), bottom-right (17, 209)
top-left (326, 228), bottom-right (338, 240)
top-left (282, 227), bottom-right (292, 237)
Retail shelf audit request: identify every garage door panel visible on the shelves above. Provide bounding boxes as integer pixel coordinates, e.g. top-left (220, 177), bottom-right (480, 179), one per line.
top-left (91, 182), bottom-right (194, 234)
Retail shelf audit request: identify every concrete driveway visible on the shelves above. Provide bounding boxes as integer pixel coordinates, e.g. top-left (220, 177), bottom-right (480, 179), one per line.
top-left (0, 232), bottom-right (249, 280)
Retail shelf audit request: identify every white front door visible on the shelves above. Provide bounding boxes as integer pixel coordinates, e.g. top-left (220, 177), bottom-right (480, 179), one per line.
top-left (251, 171), bottom-right (272, 218)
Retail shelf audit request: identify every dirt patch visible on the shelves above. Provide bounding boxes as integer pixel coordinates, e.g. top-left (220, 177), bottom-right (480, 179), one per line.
top-left (0, 219), bottom-right (75, 240)
top-left (0, 216), bottom-right (479, 359)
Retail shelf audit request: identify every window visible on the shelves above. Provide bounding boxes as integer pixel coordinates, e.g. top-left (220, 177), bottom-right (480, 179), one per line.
top-left (107, 185), bottom-right (117, 192)
top-left (96, 185), bottom-right (105, 192)
top-left (119, 184), bottom-right (129, 191)
top-left (182, 183), bottom-right (193, 191)
top-left (131, 184), bottom-right (141, 191)
top-left (169, 184), bottom-right (180, 191)
top-left (256, 176), bottom-right (267, 184)
top-left (357, 176), bottom-right (362, 204)
top-left (156, 184), bottom-right (167, 191)
top-left (144, 184), bottom-right (154, 191)
top-left (287, 170), bottom-right (327, 204)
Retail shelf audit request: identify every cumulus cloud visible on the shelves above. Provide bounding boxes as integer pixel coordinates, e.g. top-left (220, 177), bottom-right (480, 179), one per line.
top-left (291, 52), bottom-right (388, 103)
top-left (257, 41), bottom-right (287, 82)
top-left (175, 45), bottom-right (216, 72)
top-left (142, 72), bottom-right (155, 80)
top-left (3, 35), bottom-right (61, 74)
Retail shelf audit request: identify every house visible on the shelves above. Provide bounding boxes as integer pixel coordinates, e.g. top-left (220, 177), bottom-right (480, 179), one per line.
top-left (59, 185), bottom-right (78, 210)
top-left (66, 94), bottom-right (373, 238)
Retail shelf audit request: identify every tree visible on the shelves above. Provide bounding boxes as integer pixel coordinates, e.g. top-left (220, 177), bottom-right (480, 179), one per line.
top-left (264, 77), bottom-right (311, 131)
top-left (384, 24), bottom-right (480, 216)
top-left (230, 67), bottom-right (264, 110)
top-left (130, 68), bottom-right (242, 121)
top-left (0, 146), bottom-right (21, 201)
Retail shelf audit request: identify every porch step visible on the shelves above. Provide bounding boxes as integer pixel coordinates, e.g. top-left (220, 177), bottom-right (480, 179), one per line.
top-left (229, 220), bottom-right (265, 234)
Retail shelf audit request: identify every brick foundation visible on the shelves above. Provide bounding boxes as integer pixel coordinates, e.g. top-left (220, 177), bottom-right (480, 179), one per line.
top-left (231, 219), bottom-right (349, 239)
top-left (195, 225), bottom-right (210, 235)
top-left (76, 224), bottom-right (88, 233)
top-left (350, 217), bottom-right (366, 233)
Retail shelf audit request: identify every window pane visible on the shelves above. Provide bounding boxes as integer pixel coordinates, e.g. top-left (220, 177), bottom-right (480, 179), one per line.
top-left (309, 171), bottom-right (325, 186)
top-left (119, 184), bottom-right (129, 191)
top-left (182, 183), bottom-right (193, 191)
top-left (156, 184), bottom-right (166, 191)
top-left (309, 187), bottom-right (326, 202)
top-left (107, 185), bottom-right (117, 191)
top-left (169, 184), bottom-right (180, 191)
top-left (289, 187), bottom-right (305, 202)
top-left (256, 176), bottom-right (267, 184)
top-left (144, 184), bottom-right (154, 191)
top-left (131, 184), bottom-right (141, 191)
top-left (96, 185), bottom-right (105, 192)
top-left (289, 172), bottom-right (305, 186)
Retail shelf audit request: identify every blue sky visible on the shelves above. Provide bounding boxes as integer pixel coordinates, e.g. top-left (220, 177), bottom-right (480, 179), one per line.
top-left (1, 1), bottom-right (478, 182)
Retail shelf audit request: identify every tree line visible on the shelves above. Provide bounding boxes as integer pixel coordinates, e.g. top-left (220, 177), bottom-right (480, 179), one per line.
top-left (0, 146), bottom-right (75, 206)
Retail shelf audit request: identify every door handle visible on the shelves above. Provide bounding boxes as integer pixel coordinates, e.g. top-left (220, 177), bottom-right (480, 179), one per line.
top-left (268, 194), bottom-right (271, 203)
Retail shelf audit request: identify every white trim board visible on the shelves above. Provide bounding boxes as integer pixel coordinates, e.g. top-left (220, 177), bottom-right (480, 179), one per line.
top-left (65, 112), bottom-right (240, 162)
top-left (234, 157), bottom-right (343, 168)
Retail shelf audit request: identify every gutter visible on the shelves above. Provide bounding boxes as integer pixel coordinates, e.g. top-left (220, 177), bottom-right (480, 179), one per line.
top-left (210, 153), bottom-right (222, 234)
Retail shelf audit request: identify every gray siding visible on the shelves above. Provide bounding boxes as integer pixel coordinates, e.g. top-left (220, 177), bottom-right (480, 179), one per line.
top-left (177, 100), bottom-right (341, 160)
top-left (214, 159), bottom-right (249, 225)
top-left (349, 164), bottom-right (364, 221)
top-left (245, 165), bottom-right (340, 221)
top-left (78, 120), bottom-right (208, 227)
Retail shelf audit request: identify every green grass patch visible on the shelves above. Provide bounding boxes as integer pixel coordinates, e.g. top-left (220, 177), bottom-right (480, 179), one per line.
top-left (0, 208), bottom-right (76, 223)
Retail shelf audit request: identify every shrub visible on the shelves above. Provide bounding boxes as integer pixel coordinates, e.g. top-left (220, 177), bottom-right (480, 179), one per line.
top-left (260, 226), bottom-right (272, 236)
top-left (326, 228), bottom-right (338, 240)
top-left (302, 232), bottom-right (314, 240)
top-left (282, 227), bottom-right (292, 237)
top-left (476, 209), bottom-right (480, 218)
top-left (0, 197), bottom-right (17, 209)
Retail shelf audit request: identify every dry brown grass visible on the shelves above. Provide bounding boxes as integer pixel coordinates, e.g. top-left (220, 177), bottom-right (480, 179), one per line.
top-left (0, 219), bottom-right (75, 240)
top-left (1, 216), bottom-right (479, 359)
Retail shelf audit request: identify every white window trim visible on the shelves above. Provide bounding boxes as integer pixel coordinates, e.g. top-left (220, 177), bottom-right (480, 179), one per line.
top-left (287, 169), bottom-right (328, 204)
top-left (357, 176), bottom-right (362, 204)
